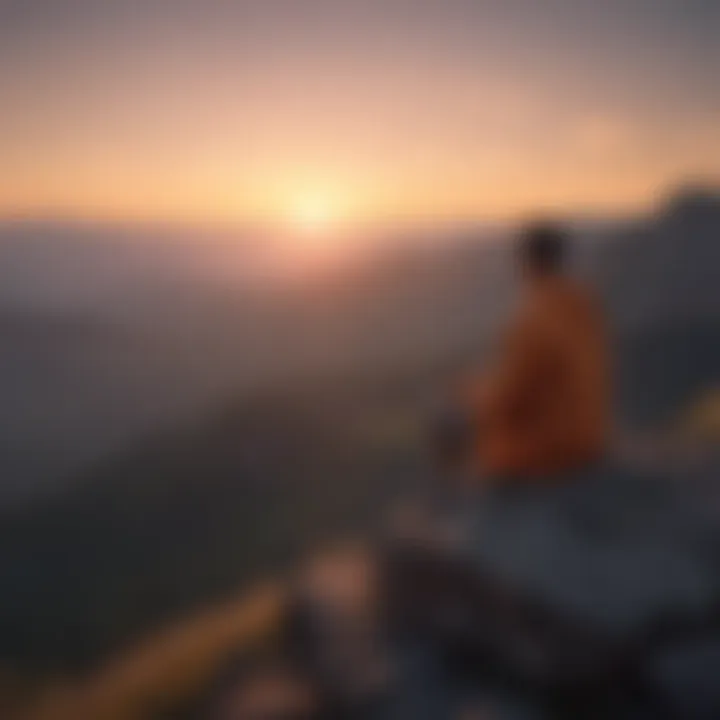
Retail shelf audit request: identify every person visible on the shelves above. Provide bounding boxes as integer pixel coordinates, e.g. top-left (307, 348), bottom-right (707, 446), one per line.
top-left (465, 222), bottom-right (610, 482)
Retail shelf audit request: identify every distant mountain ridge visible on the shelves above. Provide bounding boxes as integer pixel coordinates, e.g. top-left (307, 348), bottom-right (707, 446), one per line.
top-left (595, 185), bottom-right (720, 328)
top-left (0, 184), bottom-right (719, 676)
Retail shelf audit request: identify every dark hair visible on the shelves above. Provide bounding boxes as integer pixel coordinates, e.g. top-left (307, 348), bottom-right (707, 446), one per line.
top-left (519, 222), bottom-right (567, 273)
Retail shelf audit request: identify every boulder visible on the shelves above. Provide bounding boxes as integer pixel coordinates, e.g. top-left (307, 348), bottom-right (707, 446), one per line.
top-left (382, 464), bottom-right (720, 713)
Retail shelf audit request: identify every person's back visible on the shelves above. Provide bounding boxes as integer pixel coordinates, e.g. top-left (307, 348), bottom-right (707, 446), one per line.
top-left (476, 224), bottom-right (610, 479)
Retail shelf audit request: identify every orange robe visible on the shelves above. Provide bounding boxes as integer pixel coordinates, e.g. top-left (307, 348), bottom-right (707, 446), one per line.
top-left (477, 277), bottom-right (610, 478)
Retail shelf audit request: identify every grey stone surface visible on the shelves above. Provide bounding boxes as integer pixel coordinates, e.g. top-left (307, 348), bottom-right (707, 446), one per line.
top-left (433, 466), bottom-right (720, 637)
top-left (651, 636), bottom-right (720, 719)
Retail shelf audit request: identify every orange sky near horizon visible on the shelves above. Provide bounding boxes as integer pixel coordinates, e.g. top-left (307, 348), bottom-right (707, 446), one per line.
top-left (1, 0), bottom-right (719, 229)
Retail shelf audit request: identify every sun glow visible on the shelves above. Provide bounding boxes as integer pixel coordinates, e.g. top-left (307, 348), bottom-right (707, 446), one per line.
top-left (270, 189), bottom-right (368, 277)
top-left (290, 193), bottom-right (342, 236)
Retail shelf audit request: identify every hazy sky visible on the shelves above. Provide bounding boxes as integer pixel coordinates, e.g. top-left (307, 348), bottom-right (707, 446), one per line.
top-left (1, 0), bottom-right (719, 226)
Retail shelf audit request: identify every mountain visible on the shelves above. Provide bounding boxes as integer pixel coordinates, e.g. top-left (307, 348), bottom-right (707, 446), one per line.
top-left (590, 185), bottom-right (720, 425)
top-left (1, 184), bottom-right (719, 681)
top-left (0, 369), bottom-right (433, 673)
top-left (0, 221), bottom-right (510, 504)
top-left (595, 185), bottom-right (720, 329)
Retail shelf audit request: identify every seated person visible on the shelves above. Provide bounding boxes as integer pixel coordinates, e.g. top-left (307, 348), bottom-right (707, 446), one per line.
top-left (466, 222), bottom-right (610, 481)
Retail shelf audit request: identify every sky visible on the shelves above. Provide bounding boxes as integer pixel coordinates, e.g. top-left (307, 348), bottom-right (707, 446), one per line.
top-left (1, 0), bottom-right (719, 227)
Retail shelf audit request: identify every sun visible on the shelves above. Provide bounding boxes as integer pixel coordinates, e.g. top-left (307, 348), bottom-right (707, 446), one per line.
top-left (290, 193), bottom-right (338, 235)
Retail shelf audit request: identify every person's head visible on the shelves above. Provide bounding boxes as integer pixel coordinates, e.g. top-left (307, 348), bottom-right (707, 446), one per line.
top-left (517, 222), bottom-right (568, 279)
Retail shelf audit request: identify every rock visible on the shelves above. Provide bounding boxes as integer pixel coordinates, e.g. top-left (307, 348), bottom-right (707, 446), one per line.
top-left (286, 545), bottom-right (396, 709)
top-left (650, 636), bottom-right (720, 719)
top-left (212, 664), bottom-right (318, 720)
top-left (381, 464), bottom-right (720, 713)
top-left (456, 694), bottom-right (543, 720)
